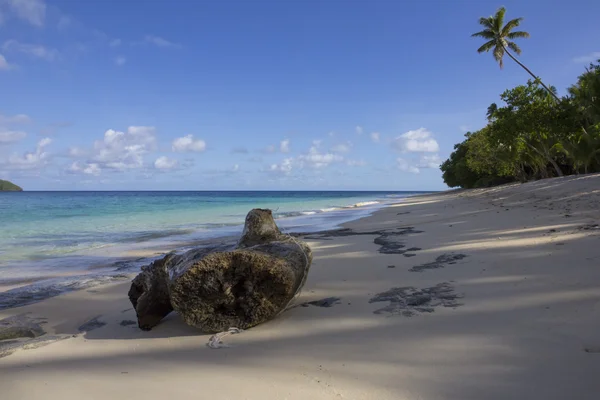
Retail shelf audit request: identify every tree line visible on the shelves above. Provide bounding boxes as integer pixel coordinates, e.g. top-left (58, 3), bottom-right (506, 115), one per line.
top-left (441, 7), bottom-right (600, 188)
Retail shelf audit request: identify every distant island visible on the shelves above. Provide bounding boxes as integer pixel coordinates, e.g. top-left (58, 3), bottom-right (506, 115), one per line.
top-left (0, 180), bottom-right (23, 191)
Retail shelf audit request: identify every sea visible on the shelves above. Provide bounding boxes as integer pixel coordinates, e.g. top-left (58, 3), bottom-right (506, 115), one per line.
top-left (0, 191), bottom-right (427, 309)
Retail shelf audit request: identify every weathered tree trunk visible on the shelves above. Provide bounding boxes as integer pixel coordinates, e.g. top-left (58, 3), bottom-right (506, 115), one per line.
top-left (128, 243), bottom-right (233, 330)
top-left (128, 254), bottom-right (174, 331)
top-left (128, 209), bottom-right (312, 333)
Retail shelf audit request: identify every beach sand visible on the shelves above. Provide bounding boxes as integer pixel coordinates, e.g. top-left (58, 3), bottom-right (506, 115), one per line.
top-left (2, 174), bottom-right (600, 399)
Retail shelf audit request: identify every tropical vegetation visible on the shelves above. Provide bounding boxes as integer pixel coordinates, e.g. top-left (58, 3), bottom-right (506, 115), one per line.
top-left (441, 7), bottom-right (600, 188)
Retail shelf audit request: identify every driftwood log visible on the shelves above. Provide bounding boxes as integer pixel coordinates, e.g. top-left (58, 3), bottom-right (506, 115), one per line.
top-left (128, 209), bottom-right (312, 333)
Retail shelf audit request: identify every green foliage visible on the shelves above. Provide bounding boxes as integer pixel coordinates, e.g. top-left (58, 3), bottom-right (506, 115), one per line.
top-left (568, 62), bottom-right (600, 125)
top-left (441, 61), bottom-right (600, 188)
top-left (465, 127), bottom-right (517, 178)
top-left (0, 179), bottom-right (23, 191)
top-left (441, 130), bottom-right (517, 189)
top-left (441, 140), bottom-right (480, 188)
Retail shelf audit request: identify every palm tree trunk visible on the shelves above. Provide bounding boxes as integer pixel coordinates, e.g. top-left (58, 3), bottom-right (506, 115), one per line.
top-left (502, 46), bottom-right (560, 102)
top-left (503, 46), bottom-right (592, 136)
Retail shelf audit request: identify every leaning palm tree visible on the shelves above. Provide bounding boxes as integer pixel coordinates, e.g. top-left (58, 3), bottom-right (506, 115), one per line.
top-left (472, 7), bottom-right (559, 101)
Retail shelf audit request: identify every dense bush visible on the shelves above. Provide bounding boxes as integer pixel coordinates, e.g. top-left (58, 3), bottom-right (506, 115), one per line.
top-left (441, 65), bottom-right (600, 188)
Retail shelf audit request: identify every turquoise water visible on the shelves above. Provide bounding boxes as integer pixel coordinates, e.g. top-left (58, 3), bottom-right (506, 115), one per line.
top-left (0, 191), bottom-right (425, 309)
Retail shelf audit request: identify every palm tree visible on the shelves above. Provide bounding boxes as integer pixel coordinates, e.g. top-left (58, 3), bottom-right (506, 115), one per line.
top-left (472, 7), bottom-right (559, 101)
top-left (486, 103), bottom-right (498, 122)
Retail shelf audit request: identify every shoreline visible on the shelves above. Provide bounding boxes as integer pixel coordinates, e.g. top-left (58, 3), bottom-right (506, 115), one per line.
top-left (0, 197), bottom-right (405, 310)
top-left (2, 174), bottom-right (600, 399)
top-left (1, 190), bottom-right (418, 268)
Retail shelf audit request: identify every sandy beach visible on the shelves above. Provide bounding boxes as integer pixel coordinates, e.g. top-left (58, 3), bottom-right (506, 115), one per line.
top-left (2, 174), bottom-right (600, 400)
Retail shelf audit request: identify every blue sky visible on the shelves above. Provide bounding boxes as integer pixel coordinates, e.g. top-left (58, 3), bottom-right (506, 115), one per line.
top-left (1, 0), bottom-right (599, 191)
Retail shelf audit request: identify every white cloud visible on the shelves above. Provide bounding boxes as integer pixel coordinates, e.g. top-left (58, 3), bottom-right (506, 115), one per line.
top-left (573, 52), bottom-right (600, 64)
top-left (0, 53), bottom-right (15, 70)
top-left (355, 125), bottom-right (363, 135)
top-left (38, 137), bottom-right (50, 147)
top-left (269, 158), bottom-right (293, 175)
top-left (297, 145), bottom-right (344, 169)
top-left (68, 146), bottom-right (87, 157)
top-left (127, 126), bottom-right (155, 136)
top-left (109, 39), bottom-right (122, 48)
top-left (347, 159), bottom-right (366, 167)
top-left (4, 137), bottom-right (52, 170)
top-left (91, 126), bottom-right (157, 170)
top-left (232, 164), bottom-right (239, 172)
top-left (396, 158), bottom-right (420, 174)
top-left (267, 142), bottom-right (346, 175)
top-left (0, 129), bottom-right (26, 144)
top-left (459, 125), bottom-right (470, 133)
top-left (154, 156), bottom-right (178, 170)
top-left (417, 154), bottom-right (442, 169)
top-left (328, 131), bottom-right (335, 137)
top-left (0, 0), bottom-right (46, 27)
top-left (144, 35), bottom-right (181, 48)
top-left (83, 163), bottom-right (101, 176)
top-left (370, 132), bottom-right (380, 143)
top-left (2, 39), bottom-right (58, 61)
top-left (312, 139), bottom-right (322, 147)
top-left (115, 56), bottom-right (126, 66)
top-left (263, 140), bottom-right (291, 154)
top-left (68, 161), bottom-right (100, 176)
top-left (330, 142), bottom-right (352, 153)
top-left (172, 134), bottom-right (206, 153)
top-left (0, 112), bottom-right (30, 124)
top-left (391, 127), bottom-right (439, 153)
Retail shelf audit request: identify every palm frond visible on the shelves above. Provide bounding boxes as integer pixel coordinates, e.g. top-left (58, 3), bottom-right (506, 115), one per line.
top-left (477, 40), bottom-right (497, 53)
top-left (493, 45), bottom-right (505, 69)
top-left (506, 41), bottom-right (522, 55)
top-left (506, 30), bottom-right (530, 39)
top-left (501, 17), bottom-right (523, 36)
top-left (471, 29), bottom-right (496, 39)
top-left (478, 17), bottom-right (495, 30)
top-left (494, 7), bottom-right (506, 33)
top-left (486, 103), bottom-right (498, 121)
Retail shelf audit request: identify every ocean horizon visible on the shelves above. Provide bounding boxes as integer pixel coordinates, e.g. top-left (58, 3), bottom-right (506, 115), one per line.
top-left (0, 190), bottom-right (431, 309)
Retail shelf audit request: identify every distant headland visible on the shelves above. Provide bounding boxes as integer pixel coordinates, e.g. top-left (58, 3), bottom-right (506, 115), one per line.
top-left (0, 179), bottom-right (23, 191)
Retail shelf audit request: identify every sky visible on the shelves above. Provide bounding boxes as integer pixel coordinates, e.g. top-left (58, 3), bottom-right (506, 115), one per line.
top-left (1, 0), bottom-right (599, 191)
